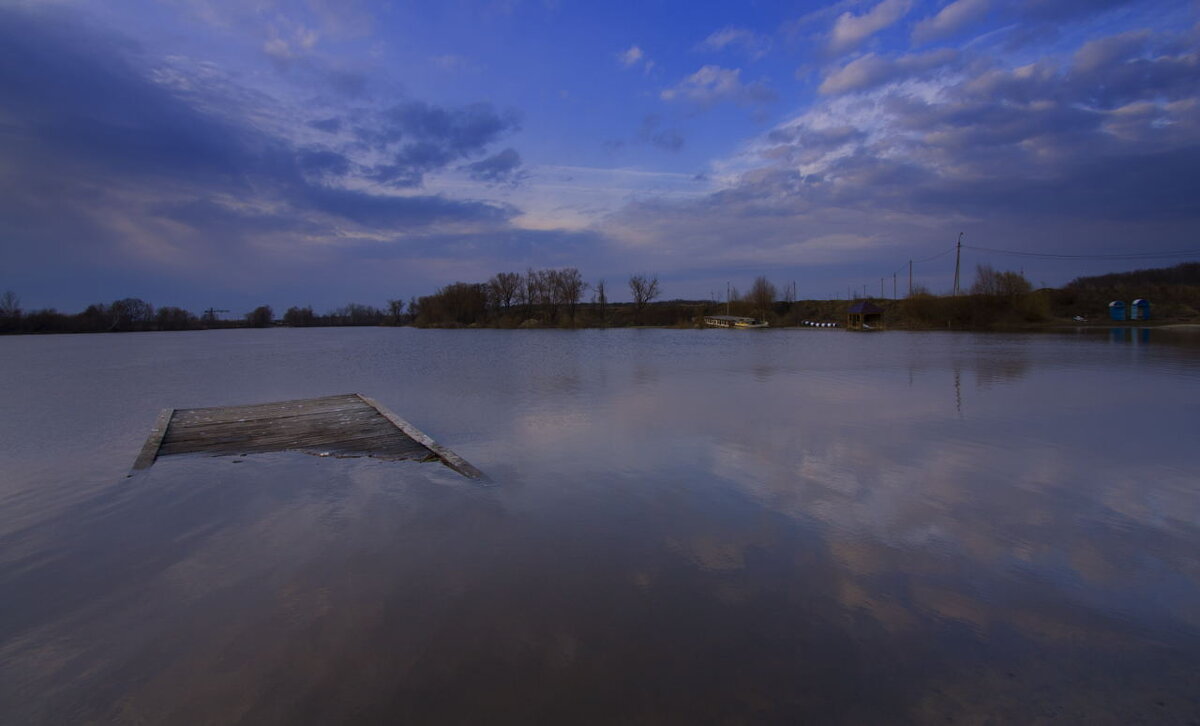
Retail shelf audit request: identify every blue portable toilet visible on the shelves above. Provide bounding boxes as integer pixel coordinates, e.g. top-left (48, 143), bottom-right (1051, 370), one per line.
top-left (1108, 300), bottom-right (1127, 321)
top-left (1131, 298), bottom-right (1150, 320)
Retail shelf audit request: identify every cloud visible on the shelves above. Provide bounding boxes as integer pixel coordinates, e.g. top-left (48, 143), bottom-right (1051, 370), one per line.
top-left (602, 25), bottom-right (1200, 280)
top-left (0, 4), bottom-right (534, 309)
top-left (431, 54), bottom-right (472, 72)
top-left (308, 117), bottom-right (342, 133)
top-left (297, 148), bottom-right (352, 179)
top-left (263, 19), bottom-right (320, 61)
top-left (698, 26), bottom-right (771, 60)
top-left (357, 101), bottom-right (521, 187)
top-left (638, 115), bottom-right (685, 152)
top-left (660, 65), bottom-right (775, 107)
top-left (911, 0), bottom-right (990, 45)
top-left (1071, 30), bottom-right (1149, 73)
top-left (828, 0), bottom-right (912, 54)
top-left (1019, 0), bottom-right (1134, 21)
top-left (464, 147), bottom-right (527, 185)
top-left (818, 49), bottom-right (959, 95)
top-left (617, 44), bottom-right (655, 74)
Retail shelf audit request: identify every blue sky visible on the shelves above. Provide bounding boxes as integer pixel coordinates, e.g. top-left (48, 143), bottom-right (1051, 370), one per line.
top-left (1, 0), bottom-right (1198, 312)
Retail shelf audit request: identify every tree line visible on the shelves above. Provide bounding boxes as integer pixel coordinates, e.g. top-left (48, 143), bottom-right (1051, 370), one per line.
top-left (0, 294), bottom-right (404, 335)
top-left (3, 261), bottom-right (1194, 335)
top-left (410, 268), bottom-right (671, 327)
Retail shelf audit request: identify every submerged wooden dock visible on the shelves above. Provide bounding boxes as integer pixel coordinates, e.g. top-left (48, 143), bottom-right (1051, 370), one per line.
top-left (132, 393), bottom-right (484, 479)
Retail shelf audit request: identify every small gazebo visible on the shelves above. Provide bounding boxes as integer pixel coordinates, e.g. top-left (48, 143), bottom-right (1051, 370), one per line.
top-left (846, 301), bottom-right (884, 330)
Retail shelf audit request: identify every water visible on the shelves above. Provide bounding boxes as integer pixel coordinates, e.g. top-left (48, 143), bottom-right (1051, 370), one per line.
top-left (2, 327), bottom-right (1199, 723)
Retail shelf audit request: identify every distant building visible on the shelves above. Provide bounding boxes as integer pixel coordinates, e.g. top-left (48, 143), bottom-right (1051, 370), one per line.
top-left (846, 301), bottom-right (884, 330)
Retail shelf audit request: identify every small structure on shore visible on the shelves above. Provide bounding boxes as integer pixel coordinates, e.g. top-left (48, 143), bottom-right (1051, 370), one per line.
top-left (846, 301), bottom-right (884, 330)
top-left (704, 315), bottom-right (768, 328)
top-left (132, 393), bottom-right (484, 479)
top-left (1108, 300), bottom-right (1127, 321)
top-left (1131, 298), bottom-right (1151, 320)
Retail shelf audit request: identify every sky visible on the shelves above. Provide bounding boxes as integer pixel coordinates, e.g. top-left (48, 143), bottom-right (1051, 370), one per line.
top-left (1, 0), bottom-right (1198, 312)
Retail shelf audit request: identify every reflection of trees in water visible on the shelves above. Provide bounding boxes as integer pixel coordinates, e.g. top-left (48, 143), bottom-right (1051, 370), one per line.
top-left (971, 353), bottom-right (1030, 389)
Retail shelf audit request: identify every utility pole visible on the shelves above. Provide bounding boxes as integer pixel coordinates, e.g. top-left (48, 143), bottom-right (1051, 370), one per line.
top-left (880, 277), bottom-right (884, 298)
top-left (726, 281), bottom-right (730, 316)
top-left (952, 232), bottom-right (963, 296)
top-left (908, 260), bottom-right (912, 297)
top-left (893, 273), bottom-right (897, 299)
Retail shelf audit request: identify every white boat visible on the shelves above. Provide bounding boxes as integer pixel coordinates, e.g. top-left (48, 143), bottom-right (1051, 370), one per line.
top-left (704, 315), bottom-right (769, 329)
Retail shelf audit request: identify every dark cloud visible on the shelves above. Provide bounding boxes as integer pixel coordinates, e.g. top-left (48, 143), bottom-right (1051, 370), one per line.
top-left (0, 4), bottom-right (536, 311)
top-left (308, 117), bottom-right (343, 133)
top-left (288, 185), bottom-right (515, 228)
top-left (464, 148), bottom-right (526, 184)
top-left (0, 6), bottom-right (258, 183)
top-left (297, 149), bottom-right (353, 179)
top-left (358, 101), bottom-right (521, 187)
top-left (638, 115), bottom-right (685, 152)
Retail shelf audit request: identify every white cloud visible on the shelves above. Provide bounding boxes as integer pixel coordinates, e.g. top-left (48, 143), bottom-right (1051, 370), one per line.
top-left (660, 65), bottom-right (775, 107)
top-left (829, 0), bottom-right (912, 53)
top-left (263, 20), bottom-right (319, 60)
top-left (819, 48), bottom-right (958, 95)
top-left (431, 54), bottom-right (472, 72)
top-left (911, 0), bottom-right (989, 45)
top-left (617, 44), bottom-right (656, 74)
top-left (699, 26), bottom-right (771, 60)
top-left (618, 45), bottom-right (644, 67)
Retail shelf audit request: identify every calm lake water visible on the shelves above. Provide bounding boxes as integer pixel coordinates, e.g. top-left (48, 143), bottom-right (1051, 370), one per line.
top-left (2, 327), bottom-right (1199, 724)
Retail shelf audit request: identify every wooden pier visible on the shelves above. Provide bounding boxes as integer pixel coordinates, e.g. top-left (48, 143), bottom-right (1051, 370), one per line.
top-left (132, 393), bottom-right (484, 479)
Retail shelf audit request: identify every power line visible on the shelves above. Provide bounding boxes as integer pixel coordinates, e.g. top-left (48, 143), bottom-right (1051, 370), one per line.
top-left (963, 244), bottom-right (1200, 261)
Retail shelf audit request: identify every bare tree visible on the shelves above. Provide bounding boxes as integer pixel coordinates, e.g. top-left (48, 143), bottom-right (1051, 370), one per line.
top-left (628, 274), bottom-right (660, 324)
top-left (283, 306), bottom-right (315, 326)
top-left (155, 306), bottom-right (196, 331)
top-left (996, 270), bottom-right (1032, 297)
top-left (972, 265), bottom-right (1031, 297)
top-left (522, 267), bottom-right (542, 318)
top-left (109, 298), bottom-right (154, 331)
top-left (245, 305), bottom-right (274, 328)
top-left (387, 299), bottom-right (405, 325)
top-left (748, 276), bottom-right (777, 320)
top-left (552, 267), bottom-right (587, 324)
top-left (970, 264), bottom-right (1000, 296)
top-left (594, 279), bottom-right (607, 325)
top-left (488, 272), bottom-right (522, 313)
top-left (0, 291), bottom-right (20, 319)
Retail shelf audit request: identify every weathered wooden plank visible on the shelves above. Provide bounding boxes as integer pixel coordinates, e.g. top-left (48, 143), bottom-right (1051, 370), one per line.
top-left (169, 395), bottom-right (364, 425)
top-left (159, 429), bottom-right (429, 457)
top-left (131, 408), bottom-right (174, 472)
top-left (132, 394), bottom-right (484, 479)
top-left (162, 409), bottom-right (386, 441)
top-left (356, 394), bottom-right (487, 481)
